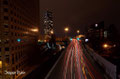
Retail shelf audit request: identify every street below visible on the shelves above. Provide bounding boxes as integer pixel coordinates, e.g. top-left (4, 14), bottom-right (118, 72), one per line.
top-left (47, 39), bottom-right (107, 79)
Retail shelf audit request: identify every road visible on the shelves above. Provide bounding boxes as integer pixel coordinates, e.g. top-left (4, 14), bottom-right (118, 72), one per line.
top-left (46, 39), bottom-right (106, 79)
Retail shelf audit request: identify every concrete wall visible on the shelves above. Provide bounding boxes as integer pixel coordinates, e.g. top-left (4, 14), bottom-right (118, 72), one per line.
top-left (86, 45), bottom-right (117, 79)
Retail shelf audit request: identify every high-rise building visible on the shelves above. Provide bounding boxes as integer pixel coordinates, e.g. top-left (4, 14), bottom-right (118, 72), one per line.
top-left (0, 0), bottom-right (40, 79)
top-left (87, 21), bottom-right (104, 40)
top-left (86, 21), bottom-right (104, 50)
top-left (44, 11), bottom-right (54, 39)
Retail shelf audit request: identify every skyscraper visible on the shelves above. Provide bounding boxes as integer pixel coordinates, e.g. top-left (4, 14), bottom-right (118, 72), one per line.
top-left (44, 11), bottom-right (54, 39)
top-left (0, 0), bottom-right (40, 79)
top-left (86, 21), bottom-right (104, 50)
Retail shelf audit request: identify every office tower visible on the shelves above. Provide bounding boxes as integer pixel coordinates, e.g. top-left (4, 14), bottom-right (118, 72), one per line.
top-left (0, 0), bottom-right (40, 79)
top-left (44, 11), bottom-right (54, 39)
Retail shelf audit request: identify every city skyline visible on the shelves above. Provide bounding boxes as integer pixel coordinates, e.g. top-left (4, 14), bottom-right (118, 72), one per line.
top-left (40, 0), bottom-right (120, 36)
top-left (0, 0), bottom-right (119, 79)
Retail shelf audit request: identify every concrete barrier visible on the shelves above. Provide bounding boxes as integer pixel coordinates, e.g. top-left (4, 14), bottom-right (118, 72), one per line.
top-left (86, 45), bottom-right (117, 79)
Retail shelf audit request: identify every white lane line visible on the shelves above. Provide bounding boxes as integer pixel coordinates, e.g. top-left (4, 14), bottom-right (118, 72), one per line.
top-left (45, 50), bottom-right (65, 79)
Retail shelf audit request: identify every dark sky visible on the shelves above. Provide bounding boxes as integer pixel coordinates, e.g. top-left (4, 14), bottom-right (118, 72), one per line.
top-left (40, 0), bottom-right (120, 36)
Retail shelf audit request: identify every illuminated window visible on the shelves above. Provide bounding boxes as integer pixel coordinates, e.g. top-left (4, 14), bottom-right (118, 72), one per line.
top-left (0, 61), bottom-right (2, 68)
top-left (104, 31), bottom-right (107, 38)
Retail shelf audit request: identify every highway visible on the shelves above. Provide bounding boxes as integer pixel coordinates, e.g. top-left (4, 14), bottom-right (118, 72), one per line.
top-left (46, 39), bottom-right (107, 79)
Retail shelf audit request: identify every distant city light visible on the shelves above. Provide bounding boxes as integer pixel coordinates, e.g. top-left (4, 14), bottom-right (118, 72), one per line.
top-left (104, 31), bottom-right (107, 38)
top-left (44, 40), bottom-right (47, 42)
top-left (103, 44), bottom-right (109, 48)
top-left (62, 46), bottom-right (65, 49)
top-left (85, 39), bottom-right (89, 42)
top-left (113, 44), bottom-right (116, 47)
top-left (17, 38), bottom-right (21, 42)
top-left (50, 30), bottom-right (54, 34)
top-left (95, 24), bottom-right (98, 27)
top-left (77, 30), bottom-right (80, 34)
top-left (0, 61), bottom-right (2, 68)
top-left (38, 39), bottom-right (41, 42)
top-left (64, 27), bottom-right (69, 32)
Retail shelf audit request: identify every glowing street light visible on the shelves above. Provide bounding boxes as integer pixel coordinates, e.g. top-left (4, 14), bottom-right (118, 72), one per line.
top-left (95, 24), bottom-right (98, 27)
top-left (64, 27), bottom-right (69, 32)
top-left (77, 30), bottom-right (80, 34)
top-left (103, 43), bottom-right (109, 48)
top-left (64, 27), bottom-right (69, 37)
top-left (0, 61), bottom-right (2, 68)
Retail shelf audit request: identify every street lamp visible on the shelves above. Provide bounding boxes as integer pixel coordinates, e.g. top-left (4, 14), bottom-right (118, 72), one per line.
top-left (77, 30), bottom-right (80, 34)
top-left (103, 43), bottom-right (109, 49)
top-left (95, 24), bottom-right (98, 27)
top-left (0, 61), bottom-right (2, 68)
top-left (64, 27), bottom-right (69, 38)
top-left (64, 27), bottom-right (69, 32)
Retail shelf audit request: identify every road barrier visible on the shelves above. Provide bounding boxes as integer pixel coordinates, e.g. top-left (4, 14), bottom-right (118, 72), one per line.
top-left (86, 45), bottom-right (117, 79)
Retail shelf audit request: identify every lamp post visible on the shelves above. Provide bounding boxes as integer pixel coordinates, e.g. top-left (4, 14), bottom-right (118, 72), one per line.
top-left (64, 27), bottom-right (69, 37)
top-left (103, 43), bottom-right (109, 49)
top-left (77, 30), bottom-right (80, 34)
top-left (64, 27), bottom-right (69, 32)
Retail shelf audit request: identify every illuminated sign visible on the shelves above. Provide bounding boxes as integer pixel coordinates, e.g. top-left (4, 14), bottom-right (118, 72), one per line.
top-left (17, 38), bottom-right (21, 42)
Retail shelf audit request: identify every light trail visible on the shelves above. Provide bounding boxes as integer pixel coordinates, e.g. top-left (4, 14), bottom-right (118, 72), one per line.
top-left (61, 39), bottom-right (105, 79)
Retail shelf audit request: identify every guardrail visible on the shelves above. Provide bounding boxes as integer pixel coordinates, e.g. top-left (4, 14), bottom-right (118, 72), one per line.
top-left (86, 45), bottom-right (117, 79)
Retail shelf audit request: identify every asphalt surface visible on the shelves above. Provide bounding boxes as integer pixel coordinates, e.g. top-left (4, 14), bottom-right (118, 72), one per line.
top-left (47, 39), bottom-right (107, 79)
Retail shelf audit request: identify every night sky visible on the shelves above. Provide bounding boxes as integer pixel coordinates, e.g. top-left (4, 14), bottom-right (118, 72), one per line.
top-left (40, 0), bottom-right (120, 36)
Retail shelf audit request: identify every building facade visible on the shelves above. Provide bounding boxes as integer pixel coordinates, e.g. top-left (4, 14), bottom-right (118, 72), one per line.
top-left (86, 21), bottom-right (104, 50)
top-left (0, 0), bottom-right (40, 79)
top-left (87, 21), bottom-right (104, 40)
top-left (44, 11), bottom-right (54, 40)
